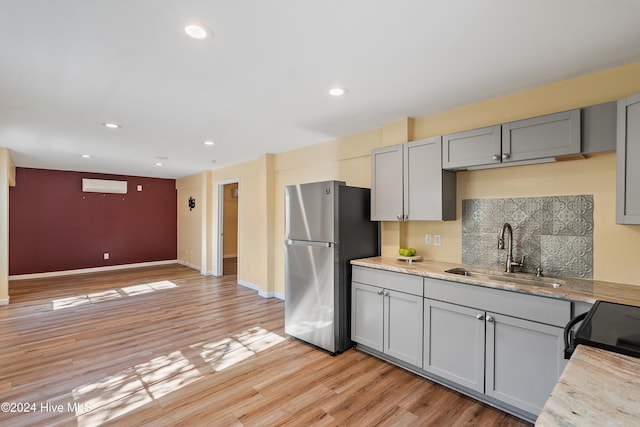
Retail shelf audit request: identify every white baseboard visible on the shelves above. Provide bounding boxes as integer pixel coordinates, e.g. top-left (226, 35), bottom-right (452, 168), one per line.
top-left (9, 260), bottom-right (179, 281)
top-left (0, 297), bottom-right (9, 305)
top-left (176, 260), bottom-right (200, 270)
top-left (238, 280), bottom-right (284, 300)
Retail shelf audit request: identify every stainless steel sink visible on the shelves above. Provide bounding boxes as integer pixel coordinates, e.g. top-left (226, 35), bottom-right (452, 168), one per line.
top-left (444, 267), bottom-right (563, 289)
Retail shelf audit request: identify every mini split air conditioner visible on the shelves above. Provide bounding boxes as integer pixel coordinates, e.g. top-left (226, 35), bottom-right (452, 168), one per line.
top-left (82, 178), bottom-right (128, 194)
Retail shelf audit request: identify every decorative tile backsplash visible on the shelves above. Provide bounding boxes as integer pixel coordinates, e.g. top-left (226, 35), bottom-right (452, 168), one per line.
top-left (462, 195), bottom-right (594, 278)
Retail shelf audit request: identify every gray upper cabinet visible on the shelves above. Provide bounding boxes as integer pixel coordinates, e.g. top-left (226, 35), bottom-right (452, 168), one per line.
top-left (616, 93), bottom-right (640, 224)
top-left (442, 125), bottom-right (501, 169)
top-left (371, 144), bottom-right (403, 221)
top-left (502, 109), bottom-right (581, 163)
top-left (442, 109), bottom-right (581, 170)
top-left (371, 138), bottom-right (456, 221)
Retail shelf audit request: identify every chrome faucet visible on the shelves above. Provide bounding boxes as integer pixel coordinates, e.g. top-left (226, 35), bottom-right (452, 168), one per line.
top-left (498, 222), bottom-right (524, 273)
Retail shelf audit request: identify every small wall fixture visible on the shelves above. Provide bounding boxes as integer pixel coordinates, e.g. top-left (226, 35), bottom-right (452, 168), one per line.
top-left (188, 197), bottom-right (196, 211)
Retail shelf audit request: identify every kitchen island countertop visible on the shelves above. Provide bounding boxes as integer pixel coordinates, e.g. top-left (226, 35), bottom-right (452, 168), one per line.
top-left (535, 345), bottom-right (640, 427)
top-left (351, 256), bottom-right (640, 307)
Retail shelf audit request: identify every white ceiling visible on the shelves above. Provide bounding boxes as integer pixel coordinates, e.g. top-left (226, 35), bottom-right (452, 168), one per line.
top-left (2, 1), bottom-right (640, 179)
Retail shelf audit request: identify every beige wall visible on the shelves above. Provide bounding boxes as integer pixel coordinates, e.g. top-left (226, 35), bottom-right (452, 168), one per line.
top-left (176, 172), bottom-right (207, 271)
top-left (0, 148), bottom-right (16, 304)
top-left (175, 60), bottom-right (640, 297)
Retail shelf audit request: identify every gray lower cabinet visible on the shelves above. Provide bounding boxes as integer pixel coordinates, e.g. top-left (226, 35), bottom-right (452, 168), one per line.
top-left (423, 299), bottom-right (485, 393)
top-left (352, 282), bottom-right (384, 351)
top-left (351, 266), bottom-right (424, 365)
top-left (351, 281), bottom-right (423, 366)
top-left (423, 298), bottom-right (565, 416)
top-left (616, 92), bottom-right (640, 224)
top-left (423, 277), bottom-right (569, 419)
top-left (353, 266), bottom-right (571, 422)
top-left (485, 312), bottom-right (566, 416)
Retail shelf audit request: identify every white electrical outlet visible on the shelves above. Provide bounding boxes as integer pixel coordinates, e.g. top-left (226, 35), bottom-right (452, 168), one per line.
top-left (424, 234), bottom-right (432, 245)
top-left (103, 252), bottom-right (110, 260)
top-left (137, 185), bottom-right (143, 191)
top-left (434, 234), bottom-right (442, 246)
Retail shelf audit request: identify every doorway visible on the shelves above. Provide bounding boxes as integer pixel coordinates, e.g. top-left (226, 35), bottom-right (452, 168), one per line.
top-left (219, 182), bottom-right (239, 275)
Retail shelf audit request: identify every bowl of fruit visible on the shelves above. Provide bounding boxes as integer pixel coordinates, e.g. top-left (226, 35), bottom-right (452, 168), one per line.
top-left (396, 247), bottom-right (422, 263)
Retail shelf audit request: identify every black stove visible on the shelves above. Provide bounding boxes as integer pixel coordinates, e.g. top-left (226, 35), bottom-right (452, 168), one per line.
top-left (573, 300), bottom-right (640, 358)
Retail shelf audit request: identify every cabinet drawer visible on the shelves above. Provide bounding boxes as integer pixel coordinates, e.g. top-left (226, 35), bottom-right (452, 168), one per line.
top-left (424, 277), bottom-right (570, 327)
top-left (352, 266), bottom-right (423, 296)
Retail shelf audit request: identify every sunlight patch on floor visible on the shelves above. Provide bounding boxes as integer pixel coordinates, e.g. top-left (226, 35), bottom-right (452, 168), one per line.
top-left (71, 326), bottom-right (286, 425)
top-left (52, 280), bottom-right (178, 310)
top-left (199, 326), bottom-right (286, 372)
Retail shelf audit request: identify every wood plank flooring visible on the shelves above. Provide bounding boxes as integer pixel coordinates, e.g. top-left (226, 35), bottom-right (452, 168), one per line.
top-left (1, 264), bottom-right (532, 426)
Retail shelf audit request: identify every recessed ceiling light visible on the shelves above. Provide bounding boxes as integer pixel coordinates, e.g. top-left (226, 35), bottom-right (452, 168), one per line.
top-left (185, 24), bottom-right (208, 39)
top-left (102, 122), bottom-right (121, 129)
top-left (329, 87), bottom-right (348, 96)
top-left (81, 154), bottom-right (92, 159)
top-left (155, 162), bottom-right (164, 167)
top-left (204, 140), bottom-right (215, 146)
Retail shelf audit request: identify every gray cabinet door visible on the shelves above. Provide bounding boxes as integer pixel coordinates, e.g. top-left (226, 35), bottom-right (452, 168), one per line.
top-left (442, 125), bottom-right (501, 169)
top-left (502, 109), bottom-right (580, 163)
top-left (384, 289), bottom-right (423, 365)
top-left (423, 299), bottom-right (485, 393)
top-left (351, 282), bottom-right (383, 351)
top-left (371, 145), bottom-right (403, 221)
top-left (485, 312), bottom-right (566, 416)
top-left (616, 93), bottom-right (640, 224)
top-left (404, 138), bottom-right (456, 221)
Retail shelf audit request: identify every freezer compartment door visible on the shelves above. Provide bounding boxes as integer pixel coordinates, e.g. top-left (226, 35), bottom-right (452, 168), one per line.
top-left (285, 181), bottom-right (343, 242)
top-left (285, 240), bottom-right (337, 352)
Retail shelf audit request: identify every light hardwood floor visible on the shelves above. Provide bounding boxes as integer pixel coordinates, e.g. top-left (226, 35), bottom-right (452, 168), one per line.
top-left (1, 264), bottom-right (531, 426)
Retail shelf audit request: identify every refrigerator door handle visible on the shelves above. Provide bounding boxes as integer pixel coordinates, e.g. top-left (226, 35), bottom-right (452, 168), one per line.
top-left (286, 239), bottom-right (333, 248)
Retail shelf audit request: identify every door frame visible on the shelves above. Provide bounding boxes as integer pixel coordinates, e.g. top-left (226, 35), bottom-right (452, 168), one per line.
top-left (215, 179), bottom-right (239, 276)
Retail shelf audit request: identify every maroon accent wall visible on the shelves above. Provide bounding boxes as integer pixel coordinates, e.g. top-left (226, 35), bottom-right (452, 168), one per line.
top-left (9, 168), bottom-right (177, 275)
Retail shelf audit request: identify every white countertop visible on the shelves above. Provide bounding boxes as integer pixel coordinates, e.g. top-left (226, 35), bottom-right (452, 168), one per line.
top-left (536, 345), bottom-right (640, 427)
top-left (351, 256), bottom-right (640, 307)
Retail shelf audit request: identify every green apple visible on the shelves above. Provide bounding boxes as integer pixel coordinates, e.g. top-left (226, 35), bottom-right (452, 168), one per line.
top-left (408, 248), bottom-right (416, 256)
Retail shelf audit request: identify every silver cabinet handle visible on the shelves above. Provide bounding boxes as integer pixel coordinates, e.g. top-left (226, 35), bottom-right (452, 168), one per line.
top-left (377, 289), bottom-right (383, 295)
top-left (502, 153), bottom-right (511, 160)
top-left (404, 214), bottom-right (408, 220)
top-left (476, 314), bottom-right (485, 321)
top-left (383, 291), bottom-right (389, 297)
top-left (492, 154), bottom-right (500, 161)
top-left (396, 214), bottom-right (403, 220)
top-left (486, 315), bottom-right (495, 323)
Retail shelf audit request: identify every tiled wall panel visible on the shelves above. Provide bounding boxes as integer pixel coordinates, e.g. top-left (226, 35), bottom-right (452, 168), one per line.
top-left (462, 195), bottom-right (593, 278)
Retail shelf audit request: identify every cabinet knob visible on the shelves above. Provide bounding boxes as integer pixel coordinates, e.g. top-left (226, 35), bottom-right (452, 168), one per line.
top-left (502, 153), bottom-right (511, 160)
top-left (396, 214), bottom-right (403, 220)
top-left (383, 291), bottom-right (389, 297)
top-left (486, 315), bottom-right (495, 323)
top-left (404, 214), bottom-right (408, 220)
top-left (476, 314), bottom-right (485, 321)
top-left (377, 289), bottom-right (383, 295)
top-left (492, 154), bottom-right (500, 161)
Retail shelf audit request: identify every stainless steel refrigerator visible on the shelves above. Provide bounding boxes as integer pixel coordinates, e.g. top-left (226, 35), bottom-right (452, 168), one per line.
top-left (284, 180), bottom-right (380, 354)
